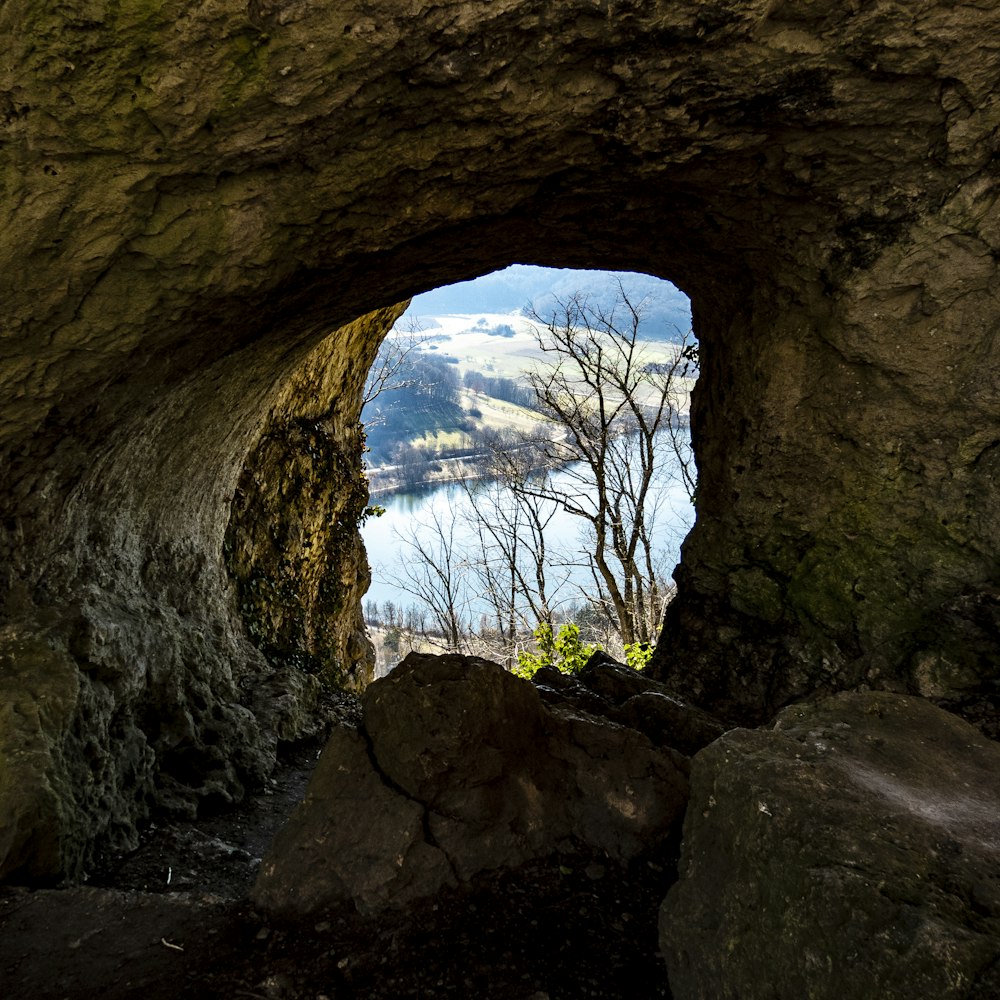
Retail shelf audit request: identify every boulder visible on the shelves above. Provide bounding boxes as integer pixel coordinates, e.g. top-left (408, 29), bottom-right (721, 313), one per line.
top-left (578, 653), bottom-right (654, 704)
top-left (253, 653), bottom-right (688, 915)
top-left (531, 665), bottom-right (614, 719)
top-left (660, 692), bottom-right (1000, 1000)
top-left (252, 726), bottom-right (456, 917)
top-left (616, 691), bottom-right (727, 758)
top-left (546, 655), bottom-right (728, 756)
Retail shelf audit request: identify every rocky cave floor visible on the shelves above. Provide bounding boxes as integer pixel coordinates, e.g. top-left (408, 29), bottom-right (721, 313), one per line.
top-left (1, 691), bottom-right (679, 1000)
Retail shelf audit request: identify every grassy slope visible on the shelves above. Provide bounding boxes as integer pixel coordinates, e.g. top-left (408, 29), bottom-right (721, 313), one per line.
top-left (408, 388), bottom-right (557, 452)
top-left (366, 312), bottom-right (692, 472)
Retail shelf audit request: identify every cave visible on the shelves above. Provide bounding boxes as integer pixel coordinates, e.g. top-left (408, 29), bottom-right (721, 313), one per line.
top-left (2, 0), bottom-right (999, 958)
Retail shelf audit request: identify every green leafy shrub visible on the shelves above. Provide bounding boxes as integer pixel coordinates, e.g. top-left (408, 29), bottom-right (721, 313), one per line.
top-left (623, 640), bottom-right (654, 671)
top-left (514, 623), bottom-right (599, 679)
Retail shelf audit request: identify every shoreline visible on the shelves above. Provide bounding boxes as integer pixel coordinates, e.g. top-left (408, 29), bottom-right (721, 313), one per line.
top-left (365, 447), bottom-right (569, 499)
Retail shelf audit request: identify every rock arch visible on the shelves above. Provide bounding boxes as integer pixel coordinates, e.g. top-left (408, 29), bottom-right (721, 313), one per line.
top-left (2, 0), bottom-right (999, 878)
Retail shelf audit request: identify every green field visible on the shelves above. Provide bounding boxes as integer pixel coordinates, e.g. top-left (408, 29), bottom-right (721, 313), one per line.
top-left (407, 390), bottom-right (556, 452)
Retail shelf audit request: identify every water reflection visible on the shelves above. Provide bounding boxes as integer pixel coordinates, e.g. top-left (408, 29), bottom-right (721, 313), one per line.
top-left (361, 462), bottom-right (693, 616)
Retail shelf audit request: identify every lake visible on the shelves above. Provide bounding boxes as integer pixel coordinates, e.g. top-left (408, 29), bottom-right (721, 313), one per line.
top-left (361, 459), bottom-right (694, 625)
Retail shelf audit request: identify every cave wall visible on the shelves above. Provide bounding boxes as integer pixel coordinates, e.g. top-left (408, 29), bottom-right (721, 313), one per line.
top-left (2, 0), bottom-right (999, 876)
top-left (224, 306), bottom-right (403, 694)
top-left (659, 185), bottom-right (1000, 725)
top-left (0, 304), bottom-right (394, 880)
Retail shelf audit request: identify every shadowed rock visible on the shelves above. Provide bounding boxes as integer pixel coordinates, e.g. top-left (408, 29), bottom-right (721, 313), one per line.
top-left (661, 692), bottom-right (1000, 1000)
top-left (3, 0), bottom-right (1000, 877)
top-left (253, 725), bottom-right (457, 916)
top-left (253, 653), bottom-right (688, 915)
top-left (531, 654), bottom-right (728, 757)
top-left (577, 654), bottom-right (729, 755)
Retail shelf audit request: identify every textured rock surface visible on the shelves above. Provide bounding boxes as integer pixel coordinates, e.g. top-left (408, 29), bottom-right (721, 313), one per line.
top-left (252, 725), bottom-right (457, 915)
top-left (223, 312), bottom-right (395, 693)
top-left (252, 653), bottom-right (688, 915)
top-left (661, 692), bottom-right (1000, 999)
top-left (533, 654), bottom-right (728, 756)
top-left (0, 306), bottom-right (396, 880)
top-left (3, 0), bottom-right (1000, 873)
top-left (0, 631), bottom-right (86, 880)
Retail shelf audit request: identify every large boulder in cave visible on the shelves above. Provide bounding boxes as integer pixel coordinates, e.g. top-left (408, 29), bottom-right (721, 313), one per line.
top-left (1, 0), bottom-right (1000, 875)
top-left (252, 653), bottom-right (689, 915)
top-left (661, 692), bottom-right (1000, 1000)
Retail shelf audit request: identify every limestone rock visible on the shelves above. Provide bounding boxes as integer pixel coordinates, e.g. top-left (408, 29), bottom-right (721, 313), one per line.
top-left (252, 726), bottom-right (456, 917)
top-left (0, 631), bottom-right (81, 880)
top-left (0, 306), bottom-right (396, 880)
top-left (615, 692), bottom-right (727, 758)
top-left (530, 665), bottom-right (614, 718)
top-left (0, 625), bottom-right (159, 881)
top-left (363, 654), bottom-right (546, 809)
top-left (539, 702), bottom-right (689, 865)
top-left (253, 653), bottom-right (688, 915)
top-left (224, 314), bottom-right (398, 692)
top-left (660, 692), bottom-right (1000, 1000)
top-left (532, 656), bottom-right (727, 757)
top-left (3, 0), bottom-right (1000, 875)
top-left (578, 653), bottom-right (655, 704)
top-left (577, 655), bottom-right (728, 755)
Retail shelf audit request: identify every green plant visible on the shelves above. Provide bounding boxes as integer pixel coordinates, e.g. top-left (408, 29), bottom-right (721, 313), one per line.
top-left (361, 503), bottom-right (385, 524)
top-left (514, 622), bottom-right (599, 678)
top-left (623, 640), bottom-right (654, 671)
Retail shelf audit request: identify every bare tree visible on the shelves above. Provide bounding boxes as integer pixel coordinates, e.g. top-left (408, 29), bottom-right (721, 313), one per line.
top-left (362, 317), bottom-right (427, 414)
top-left (388, 507), bottom-right (469, 651)
top-left (514, 280), bottom-right (697, 647)
top-left (459, 441), bottom-right (566, 663)
top-left (384, 281), bottom-right (697, 660)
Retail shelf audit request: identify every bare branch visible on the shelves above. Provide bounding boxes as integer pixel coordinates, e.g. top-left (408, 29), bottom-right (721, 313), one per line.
top-left (362, 316), bottom-right (429, 411)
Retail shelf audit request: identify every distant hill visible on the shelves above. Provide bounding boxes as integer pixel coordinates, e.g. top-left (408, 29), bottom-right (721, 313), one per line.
top-left (407, 266), bottom-right (691, 342)
top-left (363, 267), bottom-right (695, 490)
top-left (362, 352), bottom-right (553, 469)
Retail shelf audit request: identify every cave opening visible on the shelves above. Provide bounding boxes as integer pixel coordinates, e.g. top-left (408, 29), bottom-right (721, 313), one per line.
top-left (4, 2), bottom-right (999, 992)
top-left (355, 264), bottom-right (698, 680)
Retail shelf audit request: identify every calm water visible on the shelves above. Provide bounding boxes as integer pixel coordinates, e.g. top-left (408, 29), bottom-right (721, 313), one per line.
top-left (361, 460), bottom-right (694, 621)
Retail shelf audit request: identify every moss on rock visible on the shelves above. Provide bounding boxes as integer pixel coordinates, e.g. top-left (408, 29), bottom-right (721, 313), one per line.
top-left (224, 306), bottom-right (403, 692)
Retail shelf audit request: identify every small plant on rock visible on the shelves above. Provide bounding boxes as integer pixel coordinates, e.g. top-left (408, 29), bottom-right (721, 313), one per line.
top-left (515, 622), bottom-right (599, 678)
top-left (623, 639), bottom-right (655, 671)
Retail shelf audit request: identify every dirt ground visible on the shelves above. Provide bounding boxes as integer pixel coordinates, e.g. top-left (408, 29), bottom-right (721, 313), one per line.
top-left (1, 697), bottom-right (679, 1000)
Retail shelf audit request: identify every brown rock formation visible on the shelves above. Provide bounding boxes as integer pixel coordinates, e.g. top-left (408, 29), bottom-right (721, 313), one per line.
top-left (252, 653), bottom-right (688, 915)
top-left (2, 0), bottom-right (999, 874)
top-left (661, 692), bottom-right (1000, 999)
